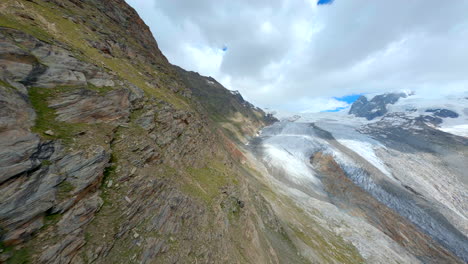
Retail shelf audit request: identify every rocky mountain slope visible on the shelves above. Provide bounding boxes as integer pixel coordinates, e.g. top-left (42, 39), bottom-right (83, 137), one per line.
top-left (1, 1), bottom-right (467, 264)
top-left (0, 1), bottom-right (302, 263)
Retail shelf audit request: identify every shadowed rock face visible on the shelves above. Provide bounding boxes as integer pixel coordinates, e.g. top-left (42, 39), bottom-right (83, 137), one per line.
top-left (426, 108), bottom-right (459, 118)
top-left (174, 66), bottom-right (278, 139)
top-left (349, 93), bottom-right (407, 120)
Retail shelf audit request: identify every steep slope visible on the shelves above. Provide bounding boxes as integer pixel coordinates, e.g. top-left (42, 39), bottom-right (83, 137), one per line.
top-left (0, 1), bottom-right (296, 263)
top-left (174, 66), bottom-right (277, 143)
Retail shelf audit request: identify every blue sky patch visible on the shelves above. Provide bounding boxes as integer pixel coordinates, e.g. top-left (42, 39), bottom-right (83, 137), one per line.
top-left (323, 106), bottom-right (347, 112)
top-left (321, 94), bottom-right (362, 112)
top-left (333, 94), bottom-right (362, 104)
top-left (318, 0), bottom-right (334, 5)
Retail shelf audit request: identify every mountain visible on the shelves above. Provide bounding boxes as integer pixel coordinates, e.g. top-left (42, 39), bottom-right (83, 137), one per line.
top-left (0, 1), bottom-right (290, 263)
top-left (348, 92), bottom-right (409, 120)
top-left (173, 66), bottom-right (277, 142)
top-left (280, 93), bottom-right (468, 262)
top-left (349, 92), bottom-right (468, 137)
top-left (1, 1), bottom-right (467, 264)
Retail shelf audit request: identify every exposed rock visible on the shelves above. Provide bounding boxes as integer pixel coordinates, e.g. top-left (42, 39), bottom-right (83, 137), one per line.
top-left (35, 68), bottom-right (87, 88)
top-left (175, 65), bottom-right (277, 129)
top-left (418, 115), bottom-right (443, 126)
top-left (349, 93), bottom-right (407, 120)
top-left (57, 193), bottom-right (103, 235)
top-left (48, 88), bottom-right (131, 124)
top-left (0, 129), bottom-right (40, 184)
top-left (44, 130), bottom-right (55, 136)
top-left (88, 77), bottom-right (115, 87)
top-left (426, 108), bottom-right (459, 118)
top-left (0, 27), bottom-right (116, 88)
top-left (0, 81), bottom-right (111, 244)
top-left (0, 164), bottom-right (60, 244)
top-left (0, 32), bottom-right (38, 82)
top-left (39, 230), bottom-right (85, 264)
top-left (51, 146), bottom-right (109, 213)
top-left (136, 110), bottom-right (155, 130)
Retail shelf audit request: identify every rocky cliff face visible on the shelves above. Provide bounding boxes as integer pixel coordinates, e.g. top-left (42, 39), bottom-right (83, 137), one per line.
top-left (0, 1), bottom-right (292, 263)
top-left (174, 66), bottom-right (277, 143)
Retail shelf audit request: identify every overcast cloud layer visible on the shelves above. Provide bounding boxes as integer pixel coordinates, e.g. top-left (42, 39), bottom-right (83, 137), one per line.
top-left (126, 0), bottom-right (468, 112)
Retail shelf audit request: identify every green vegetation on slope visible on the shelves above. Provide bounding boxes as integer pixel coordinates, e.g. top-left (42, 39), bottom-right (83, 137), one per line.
top-left (28, 86), bottom-right (88, 143)
top-left (182, 160), bottom-right (238, 205)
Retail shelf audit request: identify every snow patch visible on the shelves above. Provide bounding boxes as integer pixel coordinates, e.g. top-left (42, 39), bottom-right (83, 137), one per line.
top-left (439, 124), bottom-right (468, 137)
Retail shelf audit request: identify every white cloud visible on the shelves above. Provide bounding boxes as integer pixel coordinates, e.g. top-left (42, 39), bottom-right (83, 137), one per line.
top-left (125, 0), bottom-right (468, 112)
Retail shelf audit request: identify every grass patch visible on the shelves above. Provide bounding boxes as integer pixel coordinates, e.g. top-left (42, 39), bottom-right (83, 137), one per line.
top-left (181, 161), bottom-right (237, 205)
top-left (289, 225), bottom-right (364, 264)
top-left (56, 180), bottom-right (75, 200)
top-left (0, 243), bottom-right (31, 264)
top-left (0, 13), bottom-right (54, 43)
top-left (42, 213), bottom-right (62, 230)
top-left (41, 160), bottom-right (52, 166)
top-left (28, 86), bottom-right (89, 144)
top-left (86, 83), bottom-right (114, 94)
top-left (99, 153), bottom-right (118, 208)
top-left (0, 79), bottom-right (17, 90)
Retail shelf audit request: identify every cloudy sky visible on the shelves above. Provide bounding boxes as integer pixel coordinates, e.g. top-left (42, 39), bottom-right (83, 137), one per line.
top-left (125, 0), bottom-right (468, 112)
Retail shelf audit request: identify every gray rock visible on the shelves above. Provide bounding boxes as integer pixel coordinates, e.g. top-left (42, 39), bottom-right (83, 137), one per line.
top-left (1, 27), bottom-right (117, 88)
top-left (136, 110), bottom-right (155, 130)
top-left (0, 167), bottom-right (61, 244)
top-left (88, 78), bottom-right (115, 87)
top-left (39, 230), bottom-right (85, 264)
top-left (34, 68), bottom-right (87, 88)
top-left (0, 39), bottom-right (36, 82)
top-left (0, 87), bottom-right (39, 184)
top-left (426, 108), bottom-right (459, 118)
top-left (57, 193), bottom-right (103, 235)
top-left (349, 93), bottom-right (408, 120)
top-left (1, 216), bottom-right (43, 245)
top-left (52, 146), bottom-right (109, 210)
top-left (48, 89), bottom-right (130, 124)
top-left (0, 130), bottom-right (40, 184)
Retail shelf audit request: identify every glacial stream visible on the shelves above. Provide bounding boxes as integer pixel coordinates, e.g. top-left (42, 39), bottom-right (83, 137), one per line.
top-left (252, 121), bottom-right (468, 262)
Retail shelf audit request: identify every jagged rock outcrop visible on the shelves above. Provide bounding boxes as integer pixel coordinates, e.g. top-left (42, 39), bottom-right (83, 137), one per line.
top-left (349, 93), bottom-right (407, 120)
top-left (175, 66), bottom-right (277, 142)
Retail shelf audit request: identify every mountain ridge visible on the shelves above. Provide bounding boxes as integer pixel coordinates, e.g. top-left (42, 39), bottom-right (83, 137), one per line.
top-left (0, 1), bottom-right (294, 263)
